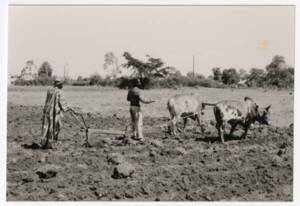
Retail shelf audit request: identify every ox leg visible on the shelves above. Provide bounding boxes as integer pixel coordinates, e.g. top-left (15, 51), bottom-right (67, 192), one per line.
top-left (195, 114), bottom-right (205, 134)
top-left (229, 123), bottom-right (238, 137)
top-left (216, 121), bottom-right (225, 143)
top-left (214, 107), bottom-right (225, 143)
top-left (171, 115), bottom-right (179, 135)
top-left (183, 117), bottom-right (188, 132)
top-left (220, 122), bottom-right (225, 143)
top-left (241, 124), bottom-right (249, 139)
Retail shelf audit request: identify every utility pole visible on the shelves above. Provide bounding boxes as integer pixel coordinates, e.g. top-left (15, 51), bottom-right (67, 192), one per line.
top-left (192, 55), bottom-right (195, 77)
top-left (64, 63), bottom-right (68, 79)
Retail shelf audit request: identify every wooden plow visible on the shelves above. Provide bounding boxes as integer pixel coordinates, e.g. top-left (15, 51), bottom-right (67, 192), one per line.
top-left (68, 109), bottom-right (131, 147)
top-left (68, 109), bottom-right (172, 147)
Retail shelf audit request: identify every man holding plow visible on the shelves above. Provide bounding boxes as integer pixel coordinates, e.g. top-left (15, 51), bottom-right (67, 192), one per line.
top-left (40, 78), bottom-right (82, 149)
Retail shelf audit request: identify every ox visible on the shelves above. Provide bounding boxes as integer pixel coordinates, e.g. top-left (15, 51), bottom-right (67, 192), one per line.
top-left (201, 97), bottom-right (271, 143)
top-left (167, 94), bottom-right (204, 135)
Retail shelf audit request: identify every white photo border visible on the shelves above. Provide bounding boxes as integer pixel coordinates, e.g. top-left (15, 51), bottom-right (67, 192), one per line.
top-left (0, 1), bottom-right (298, 206)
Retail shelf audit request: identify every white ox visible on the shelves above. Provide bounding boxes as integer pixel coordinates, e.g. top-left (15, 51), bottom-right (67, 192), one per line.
top-left (167, 94), bottom-right (203, 135)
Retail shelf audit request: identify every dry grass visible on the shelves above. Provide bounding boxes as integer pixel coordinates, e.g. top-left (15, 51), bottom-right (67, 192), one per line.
top-left (8, 85), bottom-right (293, 127)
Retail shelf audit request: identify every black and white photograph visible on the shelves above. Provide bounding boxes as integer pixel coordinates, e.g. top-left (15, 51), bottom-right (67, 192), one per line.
top-left (1, 1), bottom-right (297, 203)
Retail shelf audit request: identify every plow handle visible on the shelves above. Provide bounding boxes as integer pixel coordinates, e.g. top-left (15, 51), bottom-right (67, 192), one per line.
top-left (68, 108), bottom-right (91, 147)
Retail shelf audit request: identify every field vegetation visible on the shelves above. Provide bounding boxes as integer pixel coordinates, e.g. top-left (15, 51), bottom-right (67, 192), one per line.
top-left (13, 54), bottom-right (294, 90)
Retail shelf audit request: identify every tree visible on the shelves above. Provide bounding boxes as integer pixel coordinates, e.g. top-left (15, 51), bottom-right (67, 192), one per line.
top-left (238, 68), bottom-right (248, 80)
top-left (89, 73), bottom-right (103, 85)
top-left (38, 61), bottom-right (53, 77)
top-left (221, 68), bottom-right (240, 85)
top-left (122, 52), bottom-right (173, 88)
top-left (266, 55), bottom-right (286, 71)
top-left (288, 67), bottom-right (294, 75)
top-left (265, 55), bottom-right (294, 88)
top-left (246, 68), bottom-right (266, 87)
top-left (20, 60), bottom-right (38, 81)
top-left (277, 68), bottom-right (294, 88)
top-left (162, 66), bottom-right (178, 77)
top-left (103, 52), bottom-right (121, 79)
top-left (212, 67), bottom-right (222, 81)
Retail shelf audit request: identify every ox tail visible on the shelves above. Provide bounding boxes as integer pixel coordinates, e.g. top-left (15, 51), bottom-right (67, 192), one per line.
top-left (167, 98), bottom-right (176, 118)
top-left (201, 102), bottom-right (216, 115)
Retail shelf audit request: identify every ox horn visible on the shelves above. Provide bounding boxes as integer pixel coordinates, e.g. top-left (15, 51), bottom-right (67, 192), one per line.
top-left (265, 105), bottom-right (272, 111)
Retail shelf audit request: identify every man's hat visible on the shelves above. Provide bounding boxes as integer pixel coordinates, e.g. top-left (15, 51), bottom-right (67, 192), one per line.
top-left (54, 77), bottom-right (65, 86)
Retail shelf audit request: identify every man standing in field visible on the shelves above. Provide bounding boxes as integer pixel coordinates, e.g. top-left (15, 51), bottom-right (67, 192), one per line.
top-left (127, 79), bottom-right (155, 142)
top-left (40, 78), bottom-right (80, 149)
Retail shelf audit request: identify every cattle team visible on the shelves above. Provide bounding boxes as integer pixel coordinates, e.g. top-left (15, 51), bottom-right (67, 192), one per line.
top-left (40, 78), bottom-right (271, 149)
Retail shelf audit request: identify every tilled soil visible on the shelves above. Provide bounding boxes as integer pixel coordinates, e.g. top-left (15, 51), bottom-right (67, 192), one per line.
top-left (7, 104), bottom-right (293, 201)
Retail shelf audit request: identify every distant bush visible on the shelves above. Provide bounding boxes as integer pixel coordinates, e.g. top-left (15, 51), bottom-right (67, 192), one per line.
top-left (72, 80), bottom-right (90, 86)
top-left (149, 77), bottom-right (182, 88)
top-left (116, 77), bottom-right (132, 89)
top-left (146, 76), bottom-right (225, 89)
top-left (14, 76), bottom-right (55, 86)
top-left (89, 73), bottom-right (103, 86)
top-left (36, 76), bottom-right (55, 85)
top-left (14, 79), bottom-right (32, 86)
top-left (196, 79), bottom-right (225, 88)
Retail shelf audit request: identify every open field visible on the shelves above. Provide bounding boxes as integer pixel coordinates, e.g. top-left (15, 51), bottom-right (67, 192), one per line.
top-left (7, 86), bottom-right (294, 201)
top-left (8, 86), bottom-right (294, 126)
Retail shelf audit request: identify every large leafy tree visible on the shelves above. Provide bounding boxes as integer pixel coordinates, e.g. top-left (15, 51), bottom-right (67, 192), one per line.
top-left (265, 55), bottom-right (294, 88)
top-left (212, 67), bottom-right (222, 81)
top-left (246, 68), bottom-right (266, 87)
top-left (221, 68), bottom-right (240, 85)
top-left (122, 52), bottom-right (174, 88)
top-left (38, 61), bottom-right (53, 77)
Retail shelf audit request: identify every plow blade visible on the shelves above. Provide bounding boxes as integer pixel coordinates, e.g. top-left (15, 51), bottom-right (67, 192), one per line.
top-left (88, 128), bottom-right (126, 135)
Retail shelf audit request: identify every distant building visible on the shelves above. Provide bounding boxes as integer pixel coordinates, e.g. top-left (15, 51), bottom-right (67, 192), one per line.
top-left (237, 79), bottom-right (248, 88)
top-left (20, 60), bottom-right (38, 81)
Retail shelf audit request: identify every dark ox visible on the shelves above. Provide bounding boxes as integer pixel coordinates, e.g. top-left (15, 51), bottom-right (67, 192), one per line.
top-left (201, 97), bottom-right (271, 143)
top-left (167, 94), bottom-right (203, 135)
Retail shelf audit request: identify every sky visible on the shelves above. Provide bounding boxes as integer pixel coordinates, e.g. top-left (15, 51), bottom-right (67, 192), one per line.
top-left (8, 5), bottom-right (295, 78)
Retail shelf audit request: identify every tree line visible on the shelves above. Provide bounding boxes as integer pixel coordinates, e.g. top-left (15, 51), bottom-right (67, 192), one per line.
top-left (211, 55), bottom-right (294, 88)
top-left (13, 53), bottom-right (294, 89)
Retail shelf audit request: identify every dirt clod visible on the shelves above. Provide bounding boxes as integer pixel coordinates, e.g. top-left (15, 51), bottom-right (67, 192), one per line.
top-left (174, 147), bottom-right (187, 155)
top-left (107, 153), bottom-right (125, 165)
top-left (36, 170), bottom-right (57, 179)
top-left (112, 162), bottom-right (135, 179)
top-left (150, 140), bottom-right (163, 148)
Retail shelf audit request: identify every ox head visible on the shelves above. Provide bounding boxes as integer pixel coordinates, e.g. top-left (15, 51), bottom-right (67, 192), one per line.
top-left (255, 104), bottom-right (271, 125)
